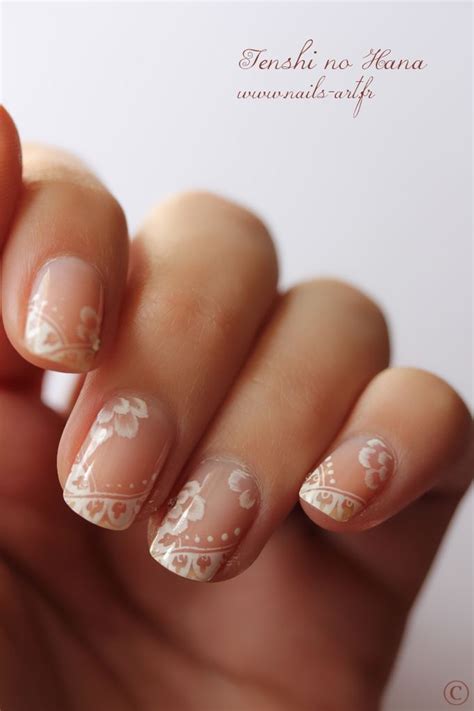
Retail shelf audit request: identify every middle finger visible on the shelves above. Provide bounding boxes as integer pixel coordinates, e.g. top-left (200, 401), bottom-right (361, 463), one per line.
top-left (57, 191), bottom-right (278, 530)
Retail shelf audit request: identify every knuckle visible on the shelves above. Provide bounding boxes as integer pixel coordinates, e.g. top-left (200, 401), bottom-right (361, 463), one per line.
top-left (19, 175), bottom-right (127, 253)
top-left (138, 285), bottom-right (239, 347)
top-left (158, 189), bottom-right (266, 236)
top-left (23, 142), bottom-right (88, 173)
top-left (74, 185), bottom-right (128, 252)
top-left (284, 279), bottom-right (390, 373)
top-left (144, 190), bottom-right (278, 283)
top-left (299, 278), bottom-right (386, 318)
top-left (22, 144), bottom-right (104, 195)
top-left (390, 367), bottom-right (470, 426)
top-left (290, 277), bottom-right (389, 343)
top-left (21, 144), bottom-right (128, 245)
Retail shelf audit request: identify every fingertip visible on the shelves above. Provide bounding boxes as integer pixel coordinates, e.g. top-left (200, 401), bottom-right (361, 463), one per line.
top-left (1, 144), bottom-right (129, 375)
top-left (299, 434), bottom-right (396, 532)
top-left (0, 105), bottom-right (22, 242)
top-left (299, 368), bottom-right (473, 534)
top-left (0, 105), bottom-right (21, 150)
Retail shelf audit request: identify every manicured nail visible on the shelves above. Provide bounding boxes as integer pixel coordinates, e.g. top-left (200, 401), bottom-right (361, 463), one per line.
top-left (299, 436), bottom-right (395, 522)
top-left (149, 458), bottom-right (260, 581)
top-left (24, 256), bottom-right (104, 371)
top-left (63, 395), bottom-right (172, 530)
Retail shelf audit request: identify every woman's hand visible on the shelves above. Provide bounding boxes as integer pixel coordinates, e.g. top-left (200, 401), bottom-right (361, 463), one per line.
top-left (1, 107), bottom-right (472, 711)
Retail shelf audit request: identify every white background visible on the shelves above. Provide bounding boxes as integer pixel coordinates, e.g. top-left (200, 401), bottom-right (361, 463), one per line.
top-left (2, 2), bottom-right (473, 709)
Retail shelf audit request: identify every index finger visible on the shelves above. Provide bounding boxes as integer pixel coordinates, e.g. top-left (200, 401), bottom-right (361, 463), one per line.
top-left (1, 139), bottom-right (129, 374)
top-left (0, 106), bottom-right (22, 246)
top-left (0, 106), bottom-right (27, 383)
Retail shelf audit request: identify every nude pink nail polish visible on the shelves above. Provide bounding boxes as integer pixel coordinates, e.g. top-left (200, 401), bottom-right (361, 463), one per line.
top-left (149, 458), bottom-right (260, 581)
top-left (24, 256), bottom-right (104, 372)
top-left (300, 436), bottom-right (395, 522)
top-left (63, 394), bottom-right (173, 530)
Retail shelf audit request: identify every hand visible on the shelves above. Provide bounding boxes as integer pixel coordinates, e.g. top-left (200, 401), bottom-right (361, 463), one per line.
top-left (1, 107), bottom-right (472, 711)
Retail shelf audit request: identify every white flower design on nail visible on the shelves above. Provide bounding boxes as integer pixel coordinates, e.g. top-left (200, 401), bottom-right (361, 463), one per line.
top-left (77, 306), bottom-right (101, 352)
top-left (97, 396), bottom-right (149, 439)
top-left (300, 437), bottom-right (395, 523)
top-left (63, 396), bottom-right (153, 530)
top-left (299, 456), bottom-right (365, 522)
top-left (358, 438), bottom-right (394, 490)
top-left (26, 298), bottom-right (102, 370)
top-left (163, 481), bottom-right (206, 535)
top-left (228, 468), bottom-right (258, 509)
top-left (24, 257), bottom-right (104, 372)
top-left (149, 462), bottom-right (260, 582)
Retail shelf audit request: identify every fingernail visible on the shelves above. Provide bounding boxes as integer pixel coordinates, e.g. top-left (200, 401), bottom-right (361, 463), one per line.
top-left (63, 394), bottom-right (172, 530)
top-left (299, 436), bottom-right (395, 522)
top-left (24, 256), bottom-right (104, 372)
top-left (149, 458), bottom-right (260, 582)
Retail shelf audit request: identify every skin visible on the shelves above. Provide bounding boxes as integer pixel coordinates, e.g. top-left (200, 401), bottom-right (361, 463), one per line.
top-left (0, 107), bottom-right (472, 711)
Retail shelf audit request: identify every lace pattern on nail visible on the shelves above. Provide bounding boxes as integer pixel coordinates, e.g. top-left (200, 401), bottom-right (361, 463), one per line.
top-left (64, 397), bottom-right (152, 529)
top-left (25, 295), bottom-right (101, 370)
top-left (300, 438), bottom-right (393, 522)
top-left (150, 468), bottom-right (258, 581)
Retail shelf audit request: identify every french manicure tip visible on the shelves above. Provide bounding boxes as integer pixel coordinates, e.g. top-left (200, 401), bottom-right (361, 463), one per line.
top-left (149, 458), bottom-right (260, 582)
top-left (300, 436), bottom-right (395, 523)
top-left (24, 256), bottom-right (104, 372)
top-left (63, 394), bottom-right (172, 530)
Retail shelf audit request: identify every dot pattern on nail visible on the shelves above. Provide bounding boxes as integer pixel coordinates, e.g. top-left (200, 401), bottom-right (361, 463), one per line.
top-left (149, 465), bottom-right (259, 582)
top-left (63, 397), bottom-right (155, 530)
top-left (299, 438), bottom-right (394, 522)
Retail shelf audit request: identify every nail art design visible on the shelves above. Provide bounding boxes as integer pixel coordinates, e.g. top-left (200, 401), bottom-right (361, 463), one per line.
top-left (64, 396), bottom-right (171, 530)
top-left (25, 257), bottom-right (104, 371)
top-left (149, 460), bottom-right (259, 581)
top-left (299, 437), bottom-right (394, 522)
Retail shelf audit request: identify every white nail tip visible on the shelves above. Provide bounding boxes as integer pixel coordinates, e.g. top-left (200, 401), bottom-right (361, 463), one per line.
top-left (300, 438), bottom-right (394, 522)
top-left (149, 464), bottom-right (259, 582)
top-left (26, 300), bottom-right (102, 369)
top-left (63, 396), bottom-right (153, 530)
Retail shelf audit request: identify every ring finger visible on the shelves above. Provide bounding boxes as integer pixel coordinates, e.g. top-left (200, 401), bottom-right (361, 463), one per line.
top-left (148, 279), bottom-right (389, 581)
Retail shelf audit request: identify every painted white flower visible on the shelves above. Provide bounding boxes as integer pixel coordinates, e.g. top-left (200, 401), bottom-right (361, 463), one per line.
top-left (358, 438), bottom-right (393, 490)
top-left (97, 396), bottom-right (149, 439)
top-left (165, 480), bottom-right (205, 535)
top-left (77, 306), bottom-right (101, 351)
top-left (228, 468), bottom-right (258, 509)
